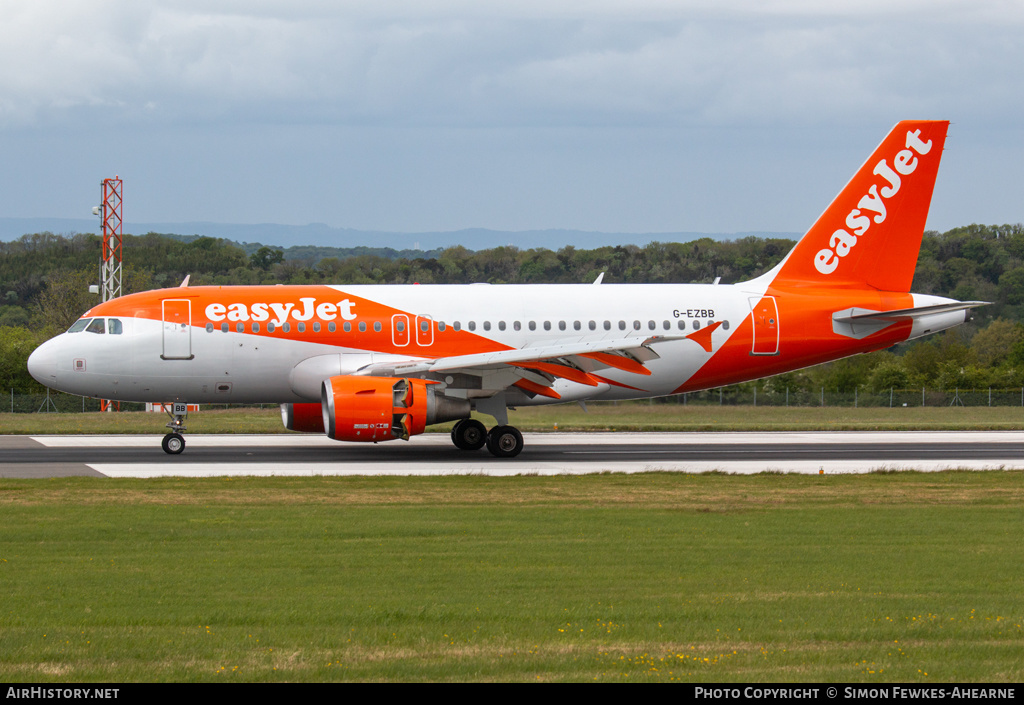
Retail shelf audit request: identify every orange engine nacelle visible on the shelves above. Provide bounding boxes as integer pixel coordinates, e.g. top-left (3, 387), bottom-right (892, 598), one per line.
top-left (321, 376), bottom-right (470, 443)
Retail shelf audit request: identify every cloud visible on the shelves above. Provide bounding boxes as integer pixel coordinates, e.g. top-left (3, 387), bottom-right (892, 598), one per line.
top-left (2, 1), bottom-right (1023, 130)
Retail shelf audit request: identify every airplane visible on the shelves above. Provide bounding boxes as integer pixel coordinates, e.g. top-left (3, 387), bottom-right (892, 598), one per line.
top-left (27, 120), bottom-right (984, 457)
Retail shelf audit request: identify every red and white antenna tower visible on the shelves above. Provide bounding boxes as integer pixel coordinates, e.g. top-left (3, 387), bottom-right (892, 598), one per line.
top-left (98, 176), bottom-right (123, 302)
top-left (96, 176), bottom-right (123, 412)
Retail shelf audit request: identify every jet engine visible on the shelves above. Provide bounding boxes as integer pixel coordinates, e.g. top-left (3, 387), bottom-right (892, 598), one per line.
top-left (320, 376), bottom-right (471, 442)
top-left (280, 402), bottom-right (326, 433)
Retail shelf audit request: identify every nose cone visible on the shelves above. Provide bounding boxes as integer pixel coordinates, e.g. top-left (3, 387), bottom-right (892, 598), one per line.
top-left (27, 338), bottom-right (59, 387)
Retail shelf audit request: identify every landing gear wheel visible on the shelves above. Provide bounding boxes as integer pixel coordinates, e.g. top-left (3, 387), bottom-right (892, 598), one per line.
top-left (486, 425), bottom-right (524, 458)
top-left (451, 419), bottom-right (488, 450)
top-left (162, 432), bottom-right (185, 455)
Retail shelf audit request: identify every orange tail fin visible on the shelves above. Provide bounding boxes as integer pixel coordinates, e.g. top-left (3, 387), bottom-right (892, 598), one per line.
top-left (771, 120), bottom-right (948, 292)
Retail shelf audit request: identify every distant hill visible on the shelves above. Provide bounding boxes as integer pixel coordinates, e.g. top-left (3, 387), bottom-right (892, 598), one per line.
top-left (0, 217), bottom-right (797, 252)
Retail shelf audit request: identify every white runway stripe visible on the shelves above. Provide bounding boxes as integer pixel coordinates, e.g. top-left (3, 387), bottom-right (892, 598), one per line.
top-left (87, 459), bottom-right (1024, 478)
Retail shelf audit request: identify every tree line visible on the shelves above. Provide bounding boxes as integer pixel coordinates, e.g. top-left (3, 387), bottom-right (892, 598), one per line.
top-left (2, 224), bottom-right (1023, 395)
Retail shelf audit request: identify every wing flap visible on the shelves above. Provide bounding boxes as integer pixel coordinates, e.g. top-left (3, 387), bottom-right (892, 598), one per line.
top-left (357, 335), bottom-right (684, 378)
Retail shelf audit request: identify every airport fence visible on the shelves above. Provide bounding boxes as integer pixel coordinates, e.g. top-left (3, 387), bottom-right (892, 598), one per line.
top-left (6, 387), bottom-right (1024, 413)
top-left (668, 387), bottom-right (1024, 408)
top-left (3, 389), bottom-right (271, 414)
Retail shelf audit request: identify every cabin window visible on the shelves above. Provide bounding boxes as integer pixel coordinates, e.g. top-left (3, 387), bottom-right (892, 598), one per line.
top-left (342, 322), bottom-right (350, 332)
top-left (297, 323), bottom-right (305, 333)
top-left (67, 319), bottom-right (90, 333)
top-left (420, 320), bottom-right (430, 332)
top-left (529, 321), bottom-right (536, 331)
top-left (604, 321), bottom-right (611, 331)
top-left (206, 323), bottom-right (214, 333)
top-left (573, 321), bottom-right (581, 331)
top-left (252, 323), bottom-right (260, 332)
top-left (329, 322), bottom-right (337, 332)
top-left (86, 319), bottom-right (106, 334)
top-left (677, 320), bottom-right (686, 330)
top-left (483, 321), bottom-right (491, 331)
top-left (498, 321), bottom-right (506, 331)
top-left (237, 322), bottom-right (244, 333)
top-left (221, 322), bottom-right (229, 333)
top-left (438, 321), bottom-right (446, 332)
top-left (513, 321), bottom-right (521, 331)
top-left (453, 321), bottom-right (462, 331)
top-left (618, 321), bottom-right (626, 331)
top-left (313, 322), bottom-right (321, 333)
top-left (589, 321), bottom-right (596, 331)
top-left (468, 321), bottom-right (476, 331)
top-left (395, 320), bottom-right (406, 332)
top-left (663, 320), bottom-right (670, 330)
top-left (267, 322), bottom-right (275, 333)
top-left (543, 321), bottom-right (551, 331)
top-left (633, 321), bottom-right (641, 331)
top-left (373, 321), bottom-right (382, 332)
top-left (358, 322), bottom-right (367, 332)
top-left (693, 320), bottom-right (701, 330)
top-left (723, 321), bottom-right (730, 330)
top-left (558, 321), bottom-right (566, 331)
top-left (281, 323), bottom-right (290, 333)
top-left (648, 320), bottom-right (656, 330)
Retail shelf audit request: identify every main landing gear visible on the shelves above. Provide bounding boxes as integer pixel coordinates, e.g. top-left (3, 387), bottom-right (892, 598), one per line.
top-left (162, 403), bottom-right (189, 455)
top-left (451, 419), bottom-right (524, 458)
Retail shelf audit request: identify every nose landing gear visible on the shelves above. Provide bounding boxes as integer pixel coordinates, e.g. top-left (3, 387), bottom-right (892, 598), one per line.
top-left (162, 403), bottom-right (189, 455)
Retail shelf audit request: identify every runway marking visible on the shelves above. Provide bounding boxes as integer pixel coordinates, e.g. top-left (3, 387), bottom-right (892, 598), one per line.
top-left (85, 459), bottom-right (1024, 478)
top-left (30, 430), bottom-right (1024, 448)
top-left (14, 432), bottom-right (1024, 478)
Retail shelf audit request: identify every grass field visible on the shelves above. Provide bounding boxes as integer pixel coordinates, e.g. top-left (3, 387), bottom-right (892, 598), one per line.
top-left (1, 473), bottom-right (1022, 682)
top-left (3, 403), bottom-right (1024, 435)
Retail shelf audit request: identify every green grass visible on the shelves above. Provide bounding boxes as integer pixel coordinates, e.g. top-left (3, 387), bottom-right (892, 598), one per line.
top-left (1, 473), bottom-right (1022, 682)
top-left (4, 403), bottom-right (1024, 435)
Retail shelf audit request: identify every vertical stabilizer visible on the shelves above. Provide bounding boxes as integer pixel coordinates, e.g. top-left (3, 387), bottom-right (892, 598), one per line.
top-left (771, 120), bottom-right (948, 292)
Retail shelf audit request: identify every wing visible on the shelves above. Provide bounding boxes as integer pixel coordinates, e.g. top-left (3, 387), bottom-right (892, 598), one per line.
top-left (354, 333), bottom-right (689, 401)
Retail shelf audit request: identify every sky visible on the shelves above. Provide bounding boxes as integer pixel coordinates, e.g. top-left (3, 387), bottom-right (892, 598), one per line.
top-left (2, 0), bottom-right (1023, 239)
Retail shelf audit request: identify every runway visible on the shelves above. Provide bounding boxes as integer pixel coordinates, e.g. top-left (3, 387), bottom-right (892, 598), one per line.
top-left (2, 431), bottom-right (1023, 477)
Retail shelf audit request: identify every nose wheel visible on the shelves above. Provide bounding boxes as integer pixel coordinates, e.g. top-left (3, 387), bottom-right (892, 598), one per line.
top-left (162, 403), bottom-right (189, 455)
top-left (162, 432), bottom-right (185, 454)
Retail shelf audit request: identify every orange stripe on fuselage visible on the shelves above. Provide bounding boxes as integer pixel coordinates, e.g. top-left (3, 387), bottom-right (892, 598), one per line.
top-left (673, 288), bottom-right (915, 394)
top-left (85, 285), bottom-right (513, 359)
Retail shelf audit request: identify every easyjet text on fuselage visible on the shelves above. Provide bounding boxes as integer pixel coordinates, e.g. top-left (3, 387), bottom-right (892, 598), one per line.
top-left (205, 298), bottom-right (358, 327)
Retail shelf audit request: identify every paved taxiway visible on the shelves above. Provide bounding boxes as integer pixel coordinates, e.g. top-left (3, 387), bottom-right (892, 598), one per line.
top-left (2, 431), bottom-right (1023, 477)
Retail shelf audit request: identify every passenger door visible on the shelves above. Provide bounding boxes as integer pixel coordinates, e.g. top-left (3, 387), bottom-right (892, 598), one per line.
top-left (161, 299), bottom-right (194, 360)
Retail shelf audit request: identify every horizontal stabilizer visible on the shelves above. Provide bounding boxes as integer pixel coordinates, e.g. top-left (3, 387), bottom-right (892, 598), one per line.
top-left (832, 301), bottom-right (987, 339)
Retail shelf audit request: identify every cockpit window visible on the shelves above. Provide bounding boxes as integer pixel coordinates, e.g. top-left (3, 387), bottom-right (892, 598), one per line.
top-left (108, 319), bottom-right (123, 335)
top-left (67, 319), bottom-right (90, 333)
top-left (86, 318), bottom-right (106, 334)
